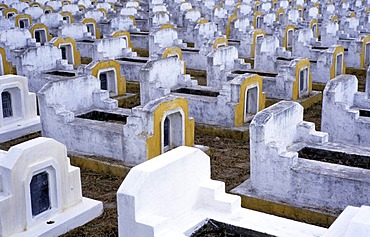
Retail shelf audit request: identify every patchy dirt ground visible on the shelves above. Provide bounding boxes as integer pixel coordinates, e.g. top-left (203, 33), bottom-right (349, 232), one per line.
top-left (62, 170), bottom-right (122, 237)
top-left (191, 219), bottom-right (274, 237)
top-left (2, 72), bottom-right (366, 237)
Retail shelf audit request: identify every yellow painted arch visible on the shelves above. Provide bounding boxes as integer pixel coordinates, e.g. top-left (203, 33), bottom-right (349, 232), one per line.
top-left (0, 48), bottom-right (16, 75)
top-left (235, 3), bottom-right (242, 8)
top-left (52, 37), bottom-right (81, 66)
top-left (146, 98), bottom-right (194, 159)
top-left (162, 46), bottom-right (185, 73)
top-left (97, 8), bottom-right (107, 18)
top-left (253, 11), bottom-right (263, 28)
top-left (213, 37), bottom-right (228, 49)
top-left (43, 6), bottom-right (54, 13)
top-left (128, 15), bottom-right (137, 27)
top-left (226, 14), bottom-right (237, 37)
top-left (62, 0), bottom-right (71, 6)
top-left (4, 8), bottom-right (18, 18)
top-left (112, 30), bottom-right (134, 48)
top-left (15, 14), bottom-right (32, 28)
top-left (30, 2), bottom-right (41, 7)
top-left (233, 3), bottom-right (242, 16)
top-left (283, 25), bottom-right (295, 49)
top-left (234, 74), bottom-right (266, 127)
top-left (162, 46), bottom-right (182, 60)
top-left (30, 23), bottom-right (53, 41)
top-left (330, 46), bottom-right (346, 78)
top-left (60, 11), bottom-right (74, 23)
top-left (82, 18), bottom-right (101, 39)
top-left (332, 15), bottom-right (338, 23)
top-left (293, 59), bottom-right (311, 100)
top-left (0, 3), bottom-right (8, 10)
top-left (297, 5), bottom-right (304, 19)
top-left (251, 29), bottom-right (266, 58)
top-left (254, 1), bottom-right (261, 11)
top-left (276, 8), bottom-right (284, 21)
top-left (310, 19), bottom-right (319, 38)
top-left (160, 23), bottom-right (174, 29)
top-left (91, 60), bottom-right (126, 96)
top-left (197, 18), bottom-right (209, 24)
top-left (360, 36), bottom-right (370, 68)
top-left (78, 5), bottom-right (86, 13)
top-left (315, 4), bottom-right (320, 14)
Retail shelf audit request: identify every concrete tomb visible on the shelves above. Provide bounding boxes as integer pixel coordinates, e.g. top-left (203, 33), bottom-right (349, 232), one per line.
top-left (140, 56), bottom-right (266, 127)
top-left (38, 73), bottom-right (196, 165)
top-left (118, 145), bottom-right (370, 237)
top-left (233, 101), bottom-right (370, 214)
top-left (0, 75), bottom-right (40, 142)
top-left (322, 72), bottom-right (370, 148)
top-left (0, 137), bottom-right (103, 236)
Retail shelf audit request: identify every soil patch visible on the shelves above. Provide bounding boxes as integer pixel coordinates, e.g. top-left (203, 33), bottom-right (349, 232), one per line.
top-left (191, 219), bottom-right (275, 237)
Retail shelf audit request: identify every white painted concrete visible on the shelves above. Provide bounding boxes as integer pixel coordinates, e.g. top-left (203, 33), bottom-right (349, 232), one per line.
top-left (0, 75), bottom-right (40, 142)
top-left (0, 137), bottom-right (103, 236)
top-left (117, 146), bottom-right (327, 237)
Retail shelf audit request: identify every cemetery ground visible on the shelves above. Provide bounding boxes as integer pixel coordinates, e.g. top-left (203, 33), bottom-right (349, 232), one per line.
top-left (0, 73), bottom-right (365, 236)
top-left (61, 101), bottom-right (323, 237)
